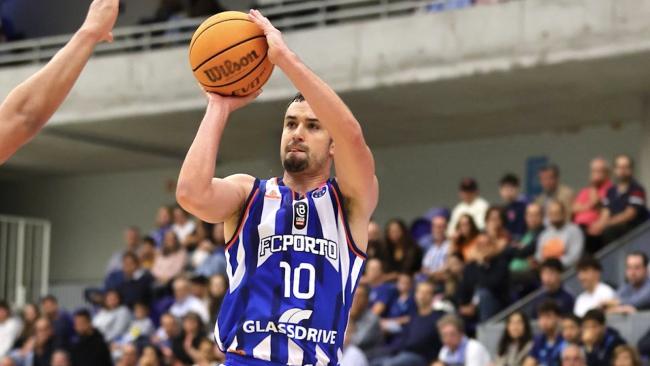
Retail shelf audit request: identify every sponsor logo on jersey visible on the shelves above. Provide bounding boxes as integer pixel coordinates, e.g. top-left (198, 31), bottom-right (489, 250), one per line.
top-left (265, 189), bottom-right (281, 200)
top-left (294, 201), bottom-right (308, 230)
top-left (259, 234), bottom-right (338, 261)
top-left (242, 308), bottom-right (338, 345)
top-left (312, 186), bottom-right (327, 199)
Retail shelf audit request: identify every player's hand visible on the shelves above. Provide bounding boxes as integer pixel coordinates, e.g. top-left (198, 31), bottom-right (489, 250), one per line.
top-left (205, 89), bottom-right (262, 114)
top-left (80, 0), bottom-right (120, 43)
top-left (248, 9), bottom-right (291, 66)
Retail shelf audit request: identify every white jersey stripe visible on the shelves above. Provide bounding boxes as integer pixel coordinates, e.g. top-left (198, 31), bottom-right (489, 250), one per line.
top-left (257, 179), bottom-right (282, 268)
top-left (312, 184), bottom-right (340, 271)
top-left (252, 335), bottom-right (272, 361)
top-left (287, 339), bottom-right (304, 365)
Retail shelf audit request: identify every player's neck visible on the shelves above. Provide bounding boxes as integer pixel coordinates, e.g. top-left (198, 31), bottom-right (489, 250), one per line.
top-left (282, 171), bottom-right (329, 195)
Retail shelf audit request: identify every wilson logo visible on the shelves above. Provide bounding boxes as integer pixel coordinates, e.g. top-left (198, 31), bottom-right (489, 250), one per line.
top-left (203, 50), bottom-right (260, 82)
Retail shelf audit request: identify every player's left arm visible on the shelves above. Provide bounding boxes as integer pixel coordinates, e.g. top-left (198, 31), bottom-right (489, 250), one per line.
top-left (249, 10), bottom-right (379, 247)
top-left (0, 0), bottom-right (119, 164)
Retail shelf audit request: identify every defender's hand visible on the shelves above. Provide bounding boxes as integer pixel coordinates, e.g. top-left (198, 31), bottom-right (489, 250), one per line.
top-left (205, 90), bottom-right (262, 114)
top-left (248, 9), bottom-right (291, 66)
top-left (80, 0), bottom-right (120, 43)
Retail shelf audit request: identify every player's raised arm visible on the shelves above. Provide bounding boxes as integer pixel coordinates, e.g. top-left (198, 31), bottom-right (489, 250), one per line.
top-left (176, 92), bottom-right (259, 224)
top-left (248, 10), bottom-right (379, 215)
top-left (0, 0), bottom-right (119, 164)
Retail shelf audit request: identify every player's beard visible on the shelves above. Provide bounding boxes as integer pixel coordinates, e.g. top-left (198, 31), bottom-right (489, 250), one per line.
top-left (283, 155), bottom-right (309, 173)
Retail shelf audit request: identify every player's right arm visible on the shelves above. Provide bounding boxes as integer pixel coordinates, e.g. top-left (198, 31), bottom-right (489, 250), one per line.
top-left (176, 91), bottom-right (260, 224)
top-left (0, 0), bottom-right (119, 164)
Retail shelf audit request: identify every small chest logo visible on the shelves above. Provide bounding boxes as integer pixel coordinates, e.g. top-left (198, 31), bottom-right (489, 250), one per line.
top-left (294, 202), bottom-right (308, 230)
top-left (312, 186), bottom-right (327, 199)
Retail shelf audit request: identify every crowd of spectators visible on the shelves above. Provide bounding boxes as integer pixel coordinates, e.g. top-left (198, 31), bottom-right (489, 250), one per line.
top-left (0, 154), bottom-right (649, 365)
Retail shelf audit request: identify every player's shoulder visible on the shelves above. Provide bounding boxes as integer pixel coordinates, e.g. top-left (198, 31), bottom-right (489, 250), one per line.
top-left (223, 174), bottom-right (257, 196)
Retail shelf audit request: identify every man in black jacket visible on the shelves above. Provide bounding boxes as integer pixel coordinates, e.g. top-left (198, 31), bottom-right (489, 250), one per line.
top-left (581, 309), bottom-right (626, 366)
top-left (69, 310), bottom-right (112, 366)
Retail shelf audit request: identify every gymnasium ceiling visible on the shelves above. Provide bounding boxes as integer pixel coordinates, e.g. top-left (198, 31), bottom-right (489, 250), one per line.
top-left (2, 49), bottom-right (650, 179)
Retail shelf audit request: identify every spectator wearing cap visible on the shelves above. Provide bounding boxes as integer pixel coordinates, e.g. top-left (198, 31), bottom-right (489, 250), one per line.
top-left (535, 200), bottom-right (584, 268)
top-left (523, 300), bottom-right (565, 366)
top-left (535, 164), bottom-right (575, 224)
top-left (447, 178), bottom-right (490, 237)
top-left (574, 257), bottom-right (616, 317)
top-left (602, 251), bottom-right (650, 313)
top-left (590, 154), bottom-right (649, 244)
top-left (572, 158), bottom-right (612, 253)
top-left (581, 309), bottom-right (626, 366)
top-left (499, 173), bottom-right (528, 239)
top-left (0, 300), bottom-right (21, 357)
top-left (530, 259), bottom-right (574, 317)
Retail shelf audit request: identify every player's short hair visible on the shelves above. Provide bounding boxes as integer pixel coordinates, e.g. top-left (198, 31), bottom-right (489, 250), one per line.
top-left (287, 92), bottom-right (306, 108)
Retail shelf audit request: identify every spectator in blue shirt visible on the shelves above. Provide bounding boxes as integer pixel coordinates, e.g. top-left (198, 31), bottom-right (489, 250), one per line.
top-left (364, 258), bottom-right (398, 317)
top-left (590, 155), bottom-right (648, 244)
top-left (581, 309), bottom-right (626, 366)
top-left (380, 273), bottom-right (416, 340)
top-left (603, 251), bottom-right (650, 314)
top-left (523, 300), bottom-right (565, 366)
top-left (499, 173), bottom-right (528, 239)
top-left (530, 259), bottom-right (575, 317)
top-left (40, 295), bottom-right (73, 347)
top-left (370, 280), bottom-right (443, 366)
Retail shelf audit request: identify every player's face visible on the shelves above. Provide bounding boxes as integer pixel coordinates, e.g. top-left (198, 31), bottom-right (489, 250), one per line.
top-left (281, 101), bottom-right (333, 174)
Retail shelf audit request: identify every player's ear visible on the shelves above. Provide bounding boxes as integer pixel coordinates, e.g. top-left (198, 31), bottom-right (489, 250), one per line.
top-left (329, 139), bottom-right (335, 156)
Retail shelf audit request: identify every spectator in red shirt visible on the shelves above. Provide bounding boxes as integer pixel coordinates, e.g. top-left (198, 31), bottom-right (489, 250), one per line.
top-left (573, 157), bottom-right (612, 253)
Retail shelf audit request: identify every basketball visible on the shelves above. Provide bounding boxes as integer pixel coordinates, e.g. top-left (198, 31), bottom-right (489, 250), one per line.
top-left (189, 11), bottom-right (274, 96)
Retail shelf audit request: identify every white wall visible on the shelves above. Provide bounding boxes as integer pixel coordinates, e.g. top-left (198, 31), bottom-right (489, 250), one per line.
top-left (0, 121), bottom-right (642, 283)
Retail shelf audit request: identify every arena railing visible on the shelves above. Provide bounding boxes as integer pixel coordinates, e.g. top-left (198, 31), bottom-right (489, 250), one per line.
top-left (0, 214), bottom-right (51, 307)
top-left (0, 0), bottom-right (454, 67)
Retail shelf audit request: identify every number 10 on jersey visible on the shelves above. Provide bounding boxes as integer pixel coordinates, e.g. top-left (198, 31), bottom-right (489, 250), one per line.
top-left (279, 261), bottom-right (315, 300)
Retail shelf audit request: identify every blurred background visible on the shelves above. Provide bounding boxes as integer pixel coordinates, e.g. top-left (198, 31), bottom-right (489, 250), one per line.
top-left (1, 0), bottom-right (650, 365)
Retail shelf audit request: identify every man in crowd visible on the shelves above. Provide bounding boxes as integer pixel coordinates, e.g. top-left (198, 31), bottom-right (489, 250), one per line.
top-left (434, 314), bottom-right (491, 366)
top-left (105, 226), bottom-right (141, 274)
top-left (371, 281), bottom-right (443, 366)
top-left (40, 295), bottom-right (73, 346)
top-left (535, 164), bottom-right (574, 223)
top-left (364, 258), bottom-right (397, 317)
top-left (69, 309), bottom-right (112, 366)
top-left (574, 257), bottom-right (616, 317)
top-left (572, 158), bottom-right (611, 253)
top-left (535, 200), bottom-right (584, 268)
top-left (524, 300), bottom-right (565, 366)
top-left (447, 178), bottom-right (490, 236)
top-left (603, 251), bottom-right (650, 313)
top-left (530, 259), bottom-right (574, 317)
top-left (169, 277), bottom-right (209, 324)
top-left (0, 301), bottom-right (21, 357)
top-left (581, 309), bottom-right (626, 365)
top-left (590, 154), bottom-right (649, 243)
top-left (499, 173), bottom-right (528, 239)
top-left (560, 344), bottom-right (586, 366)
top-left (421, 215), bottom-right (450, 281)
top-left (509, 203), bottom-right (545, 297)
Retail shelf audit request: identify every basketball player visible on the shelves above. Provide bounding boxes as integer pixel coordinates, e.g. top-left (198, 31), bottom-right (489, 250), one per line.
top-left (0, 0), bottom-right (119, 164)
top-left (176, 9), bottom-right (379, 366)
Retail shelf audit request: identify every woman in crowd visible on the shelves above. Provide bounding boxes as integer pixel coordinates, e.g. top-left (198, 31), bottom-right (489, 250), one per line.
top-left (138, 344), bottom-right (163, 366)
top-left (495, 311), bottom-right (533, 366)
top-left (171, 312), bottom-right (205, 365)
top-left (151, 231), bottom-right (187, 286)
top-left (383, 219), bottom-right (423, 279)
top-left (485, 206), bottom-right (511, 251)
top-left (208, 274), bottom-right (228, 327)
top-left (451, 214), bottom-right (480, 261)
top-left (12, 303), bottom-right (40, 349)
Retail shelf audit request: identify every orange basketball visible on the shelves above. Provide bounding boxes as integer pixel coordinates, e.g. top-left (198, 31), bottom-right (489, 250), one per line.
top-left (189, 11), bottom-right (274, 96)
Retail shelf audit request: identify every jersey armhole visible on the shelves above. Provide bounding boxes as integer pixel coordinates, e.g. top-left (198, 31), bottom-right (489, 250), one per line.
top-left (330, 179), bottom-right (368, 259)
top-left (225, 178), bottom-right (260, 250)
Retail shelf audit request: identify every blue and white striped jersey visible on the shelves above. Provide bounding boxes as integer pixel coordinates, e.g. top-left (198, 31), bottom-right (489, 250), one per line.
top-left (215, 177), bottom-right (367, 366)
